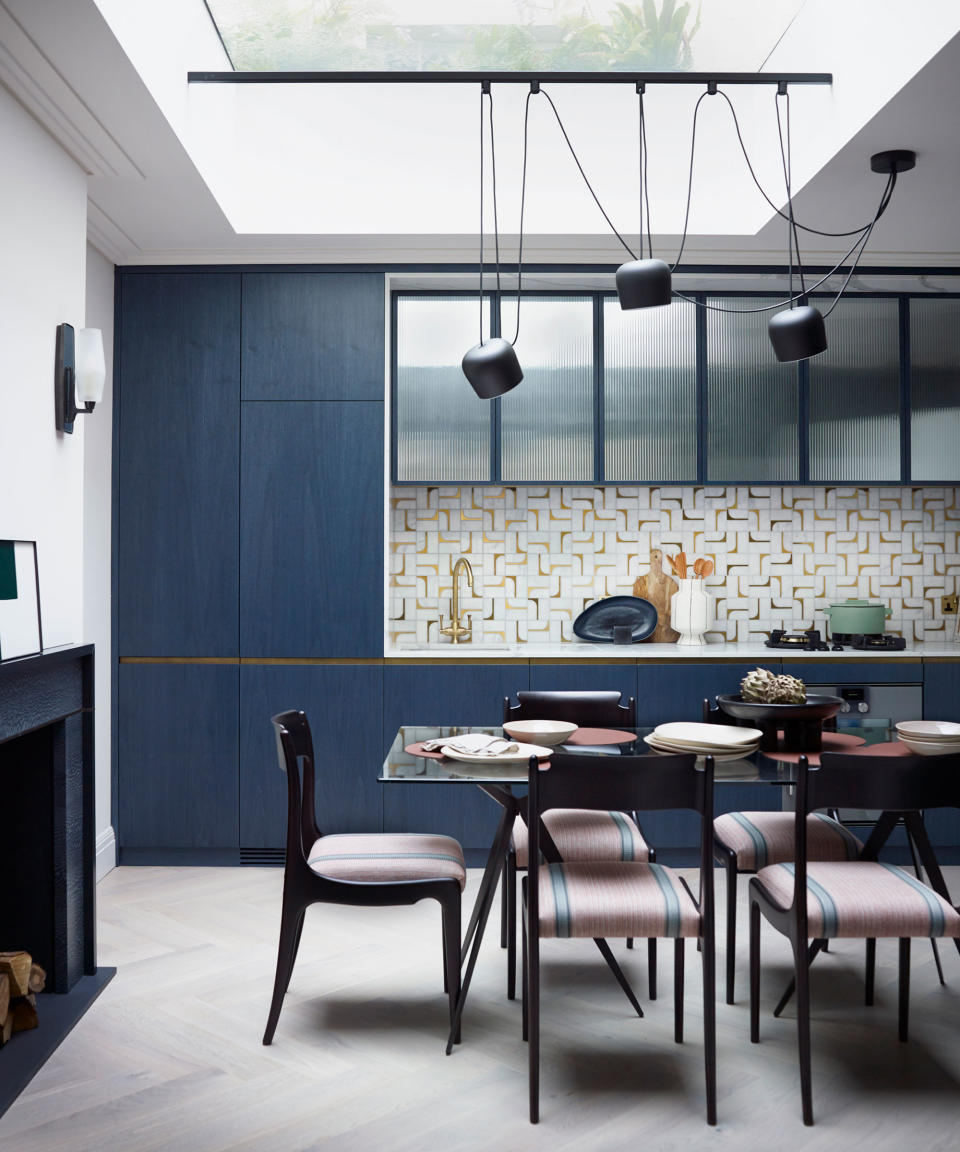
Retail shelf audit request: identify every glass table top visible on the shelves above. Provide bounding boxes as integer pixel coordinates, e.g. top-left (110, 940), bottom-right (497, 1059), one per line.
top-left (380, 722), bottom-right (895, 786)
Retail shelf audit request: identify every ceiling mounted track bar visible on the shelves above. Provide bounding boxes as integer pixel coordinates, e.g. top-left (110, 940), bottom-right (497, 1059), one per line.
top-left (187, 70), bottom-right (832, 86)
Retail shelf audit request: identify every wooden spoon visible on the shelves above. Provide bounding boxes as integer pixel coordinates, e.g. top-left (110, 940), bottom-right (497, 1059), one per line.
top-left (693, 558), bottom-right (705, 578)
top-left (676, 552), bottom-right (687, 579)
top-left (701, 559), bottom-right (714, 579)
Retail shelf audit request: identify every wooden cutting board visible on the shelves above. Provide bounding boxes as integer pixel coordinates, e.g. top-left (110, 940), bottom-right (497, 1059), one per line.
top-left (633, 548), bottom-right (680, 643)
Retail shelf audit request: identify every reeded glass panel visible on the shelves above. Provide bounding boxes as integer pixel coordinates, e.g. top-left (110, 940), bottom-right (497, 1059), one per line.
top-left (499, 296), bottom-right (594, 483)
top-left (809, 297), bottom-right (900, 482)
top-left (395, 295), bottom-right (491, 482)
top-left (603, 297), bottom-right (697, 481)
top-left (706, 297), bottom-right (799, 482)
top-left (910, 298), bottom-right (960, 482)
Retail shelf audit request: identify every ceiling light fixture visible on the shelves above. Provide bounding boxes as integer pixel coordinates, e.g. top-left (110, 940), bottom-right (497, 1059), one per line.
top-left (616, 84), bottom-right (671, 310)
top-left (461, 82), bottom-right (527, 400)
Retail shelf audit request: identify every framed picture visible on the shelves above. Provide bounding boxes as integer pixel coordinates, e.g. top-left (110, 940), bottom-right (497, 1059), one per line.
top-left (0, 540), bottom-right (43, 661)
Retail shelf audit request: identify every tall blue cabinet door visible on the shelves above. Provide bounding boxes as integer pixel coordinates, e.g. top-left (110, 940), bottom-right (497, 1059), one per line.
top-left (118, 273), bottom-right (241, 656)
top-left (240, 401), bottom-right (383, 657)
top-left (118, 663), bottom-right (239, 858)
top-left (528, 664), bottom-right (638, 710)
top-left (240, 664), bottom-right (384, 849)
top-left (382, 664), bottom-right (529, 863)
top-left (241, 272), bottom-right (385, 401)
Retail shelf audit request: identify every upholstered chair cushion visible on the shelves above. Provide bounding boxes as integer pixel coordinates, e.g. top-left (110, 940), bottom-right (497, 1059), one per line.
top-left (537, 861), bottom-right (701, 939)
top-left (753, 861), bottom-right (960, 939)
top-left (714, 811), bottom-right (861, 871)
top-left (513, 810), bottom-right (650, 869)
top-left (307, 833), bottom-right (467, 890)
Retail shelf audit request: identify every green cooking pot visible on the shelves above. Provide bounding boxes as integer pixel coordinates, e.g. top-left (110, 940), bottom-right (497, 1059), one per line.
top-left (823, 598), bottom-right (891, 636)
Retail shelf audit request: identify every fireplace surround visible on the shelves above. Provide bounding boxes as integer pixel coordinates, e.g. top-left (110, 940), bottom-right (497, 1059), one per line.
top-left (0, 644), bottom-right (114, 1117)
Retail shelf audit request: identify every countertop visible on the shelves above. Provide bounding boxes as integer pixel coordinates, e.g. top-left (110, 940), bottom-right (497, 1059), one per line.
top-left (385, 640), bottom-right (960, 662)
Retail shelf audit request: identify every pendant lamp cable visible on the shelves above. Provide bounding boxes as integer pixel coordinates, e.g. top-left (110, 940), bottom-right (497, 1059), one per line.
top-left (510, 88), bottom-right (534, 346)
top-left (638, 88), bottom-right (653, 259)
top-left (775, 89), bottom-right (806, 304)
top-left (537, 83), bottom-right (899, 317)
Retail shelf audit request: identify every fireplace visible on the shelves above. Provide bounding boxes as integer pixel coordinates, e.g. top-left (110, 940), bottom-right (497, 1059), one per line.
top-left (0, 645), bottom-right (113, 1117)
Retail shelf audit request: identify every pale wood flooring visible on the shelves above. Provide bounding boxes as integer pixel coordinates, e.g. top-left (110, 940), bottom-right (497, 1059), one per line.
top-left (3, 865), bottom-right (960, 1150)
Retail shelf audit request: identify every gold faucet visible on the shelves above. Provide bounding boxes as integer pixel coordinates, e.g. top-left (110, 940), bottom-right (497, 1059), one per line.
top-left (439, 556), bottom-right (475, 644)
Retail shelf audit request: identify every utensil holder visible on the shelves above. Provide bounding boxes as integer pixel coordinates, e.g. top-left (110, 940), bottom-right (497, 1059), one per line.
top-left (670, 578), bottom-right (712, 646)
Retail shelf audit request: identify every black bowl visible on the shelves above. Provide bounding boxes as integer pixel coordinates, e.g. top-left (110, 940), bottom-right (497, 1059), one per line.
top-left (716, 694), bottom-right (843, 723)
top-left (715, 693), bottom-right (844, 753)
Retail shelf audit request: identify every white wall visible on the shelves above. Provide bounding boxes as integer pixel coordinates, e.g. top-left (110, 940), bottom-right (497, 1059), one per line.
top-left (0, 84), bottom-right (115, 872)
top-left (84, 244), bottom-right (115, 879)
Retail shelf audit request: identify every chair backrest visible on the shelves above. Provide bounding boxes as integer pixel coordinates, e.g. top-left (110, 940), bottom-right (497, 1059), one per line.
top-left (527, 750), bottom-right (714, 936)
top-left (788, 750), bottom-right (960, 937)
top-left (504, 690), bottom-right (636, 727)
top-left (271, 709), bottom-right (322, 868)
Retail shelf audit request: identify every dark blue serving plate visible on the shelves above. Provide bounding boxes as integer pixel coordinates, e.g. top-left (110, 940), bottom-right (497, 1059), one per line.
top-left (573, 596), bottom-right (658, 643)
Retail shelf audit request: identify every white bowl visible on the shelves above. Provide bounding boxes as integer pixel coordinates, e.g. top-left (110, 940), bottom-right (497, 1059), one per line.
top-left (896, 735), bottom-right (960, 757)
top-left (896, 720), bottom-right (960, 740)
top-left (503, 719), bottom-right (578, 746)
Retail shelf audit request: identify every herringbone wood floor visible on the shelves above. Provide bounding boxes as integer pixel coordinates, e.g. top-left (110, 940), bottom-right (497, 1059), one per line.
top-left (2, 865), bottom-right (960, 1150)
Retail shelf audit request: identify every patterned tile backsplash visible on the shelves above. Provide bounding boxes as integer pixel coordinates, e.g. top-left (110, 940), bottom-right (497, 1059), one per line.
top-left (388, 486), bottom-right (960, 645)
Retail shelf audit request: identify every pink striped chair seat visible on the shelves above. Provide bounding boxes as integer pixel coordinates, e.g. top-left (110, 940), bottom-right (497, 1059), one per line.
top-left (753, 861), bottom-right (960, 939)
top-left (307, 833), bottom-right (467, 890)
top-left (513, 810), bottom-right (650, 869)
top-left (538, 861), bottom-right (701, 939)
top-left (714, 811), bottom-right (861, 871)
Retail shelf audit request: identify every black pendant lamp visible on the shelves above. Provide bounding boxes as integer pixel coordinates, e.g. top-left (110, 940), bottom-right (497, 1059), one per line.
top-left (463, 83), bottom-right (523, 400)
top-left (616, 86), bottom-right (671, 310)
top-left (462, 337), bottom-right (522, 399)
top-left (768, 303), bottom-right (826, 362)
top-left (616, 258), bottom-right (672, 309)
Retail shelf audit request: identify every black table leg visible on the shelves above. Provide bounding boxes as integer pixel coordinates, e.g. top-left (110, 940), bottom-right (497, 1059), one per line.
top-left (902, 811), bottom-right (960, 962)
top-left (447, 785), bottom-right (519, 1053)
top-left (904, 818), bottom-right (945, 985)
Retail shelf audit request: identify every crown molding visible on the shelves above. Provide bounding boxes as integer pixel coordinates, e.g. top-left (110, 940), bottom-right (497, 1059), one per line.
top-left (87, 197), bottom-right (136, 264)
top-left (0, 1), bottom-right (143, 180)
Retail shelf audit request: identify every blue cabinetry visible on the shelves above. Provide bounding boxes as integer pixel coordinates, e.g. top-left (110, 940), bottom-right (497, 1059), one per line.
top-left (117, 273), bottom-right (240, 656)
top-left (528, 663), bottom-right (637, 703)
top-left (239, 401), bottom-right (383, 656)
top-left (921, 663), bottom-right (960, 853)
top-left (240, 664), bottom-right (384, 849)
top-left (242, 272), bottom-right (384, 401)
top-left (118, 664), bottom-right (239, 860)
top-left (382, 664), bottom-right (528, 863)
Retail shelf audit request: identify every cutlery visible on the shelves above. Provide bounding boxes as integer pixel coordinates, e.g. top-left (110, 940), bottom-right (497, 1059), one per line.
top-left (702, 559), bottom-right (714, 578)
top-left (693, 558), bottom-right (704, 578)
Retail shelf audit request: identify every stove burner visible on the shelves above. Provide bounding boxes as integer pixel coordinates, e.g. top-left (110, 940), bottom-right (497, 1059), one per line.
top-left (834, 632), bottom-right (907, 651)
top-left (765, 628), bottom-right (829, 651)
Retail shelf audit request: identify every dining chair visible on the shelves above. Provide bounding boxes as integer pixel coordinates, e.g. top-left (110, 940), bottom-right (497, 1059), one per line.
top-left (263, 709), bottom-right (465, 1047)
top-left (501, 690), bottom-right (657, 1002)
top-left (749, 749), bottom-right (960, 1126)
top-left (705, 698), bottom-right (862, 1004)
top-left (523, 749), bottom-right (716, 1125)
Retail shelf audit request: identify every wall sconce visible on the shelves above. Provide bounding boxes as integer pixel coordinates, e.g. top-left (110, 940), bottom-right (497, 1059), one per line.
top-left (54, 323), bottom-right (105, 434)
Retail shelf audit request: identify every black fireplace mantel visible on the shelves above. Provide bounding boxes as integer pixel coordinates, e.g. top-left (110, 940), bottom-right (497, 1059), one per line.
top-left (0, 644), bottom-right (114, 1118)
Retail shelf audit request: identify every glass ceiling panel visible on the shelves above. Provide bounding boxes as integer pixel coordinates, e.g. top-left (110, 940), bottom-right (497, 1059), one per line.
top-left (204, 1), bottom-right (806, 73)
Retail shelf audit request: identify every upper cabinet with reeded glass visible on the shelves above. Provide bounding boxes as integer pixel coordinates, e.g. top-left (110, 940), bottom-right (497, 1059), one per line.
top-left (910, 297), bottom-right (960, 483)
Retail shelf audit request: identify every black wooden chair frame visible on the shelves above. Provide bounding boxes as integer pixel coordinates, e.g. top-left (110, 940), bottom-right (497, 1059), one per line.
top-left (500, 691), bottom-right (659, 1001)
top-left (749, 749), bottom-right (960, 1126)
top-left (522, 749), bottom-right (717, 1125)
top-left (263, 710), bottom-right (462, 1047)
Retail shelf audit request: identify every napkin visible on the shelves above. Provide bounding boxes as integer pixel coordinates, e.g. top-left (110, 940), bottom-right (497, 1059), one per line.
top-left (421, 733), bottom-right (520, 755)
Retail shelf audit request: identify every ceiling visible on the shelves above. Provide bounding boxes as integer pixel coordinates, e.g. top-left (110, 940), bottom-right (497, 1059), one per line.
top-left (1, 0), bottom-right (958, 267)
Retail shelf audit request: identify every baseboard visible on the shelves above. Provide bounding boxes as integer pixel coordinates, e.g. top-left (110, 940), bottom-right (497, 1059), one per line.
top-left (95, 826), bottom-right (116, 882)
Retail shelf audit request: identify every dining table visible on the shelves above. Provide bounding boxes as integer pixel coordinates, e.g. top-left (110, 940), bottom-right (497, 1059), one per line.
top-left (380, 721), bottom-right (957, 1051)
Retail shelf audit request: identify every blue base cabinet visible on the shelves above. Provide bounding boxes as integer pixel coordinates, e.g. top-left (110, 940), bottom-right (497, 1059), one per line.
top-left (922, 664), bottom-right (960, 854)
top-left (239, 664), bottom-right (384, 849)
top-left (118, 664), bottom-right (239, 862)
top-left (382, 664), bottom-right (529, 864)
top-left (528, 663), bottom-right (638, 703)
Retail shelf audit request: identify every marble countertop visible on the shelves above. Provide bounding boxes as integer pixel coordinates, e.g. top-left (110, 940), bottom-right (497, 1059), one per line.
top-left (385, 640), bottom-right (960, 661)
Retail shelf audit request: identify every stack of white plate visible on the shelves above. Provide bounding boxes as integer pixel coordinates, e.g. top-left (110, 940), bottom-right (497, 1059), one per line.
top-left (895, 720), bottom-right (960, 757)
top-left (643, 721), bottom-right (763, 762)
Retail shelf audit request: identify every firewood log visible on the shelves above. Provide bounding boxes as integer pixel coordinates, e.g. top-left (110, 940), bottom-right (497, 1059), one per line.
top-left (0, 951), bottom-right (32, 998)
top-left (28, 962), bottom-right (46, 994)
top-left (0, 973), bottom-right (8, 1023)
top-left (11, 993), bottom-right (38, 1032)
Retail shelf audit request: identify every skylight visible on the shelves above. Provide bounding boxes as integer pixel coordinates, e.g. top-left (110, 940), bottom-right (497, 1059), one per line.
top-left (204, 1), bottom-right (806, 74)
